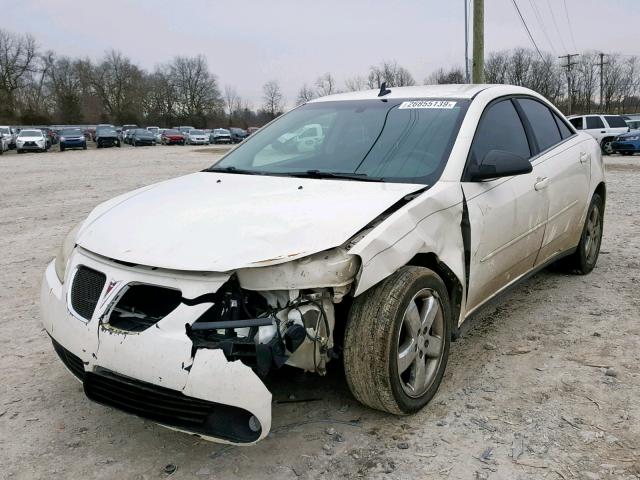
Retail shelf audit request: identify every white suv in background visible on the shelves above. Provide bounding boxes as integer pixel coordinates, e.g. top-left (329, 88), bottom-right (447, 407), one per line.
top-left (567, 114), bottom-right (630, 154)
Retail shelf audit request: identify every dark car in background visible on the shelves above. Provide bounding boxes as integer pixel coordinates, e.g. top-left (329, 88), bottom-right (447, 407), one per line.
top-left (612, 131), bottom-right (640, 156)
top-left (230, 127), bottom-right (248, 143)
top-left (59, 128), bottom-right (87, 151)
top-left (130, 128), bottom-right (156, 146)
top-left (95, 126), bottom-right (121, 148)
top-left (160, 129), bottom-right (185, 145)
top-left (210, 128), bottom-right (232, 144)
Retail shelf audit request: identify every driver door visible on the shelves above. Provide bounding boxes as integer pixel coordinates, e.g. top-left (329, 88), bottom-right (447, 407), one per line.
top-left (462, 99), bottom-right (549, 313)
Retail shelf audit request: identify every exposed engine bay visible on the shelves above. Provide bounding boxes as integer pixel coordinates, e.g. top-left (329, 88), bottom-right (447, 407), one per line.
top-left (184, 278), bottom-right (337, 376)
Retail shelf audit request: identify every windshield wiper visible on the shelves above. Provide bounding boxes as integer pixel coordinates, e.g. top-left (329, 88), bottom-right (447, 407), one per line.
top-left (204, 166), bottom-right (262, 175)
top-left (284, 170), bottom-right (385, 182)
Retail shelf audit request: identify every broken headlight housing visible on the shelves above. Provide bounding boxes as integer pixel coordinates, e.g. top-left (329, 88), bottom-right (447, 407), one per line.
top-left (54, 222), bottom-right (81, 283)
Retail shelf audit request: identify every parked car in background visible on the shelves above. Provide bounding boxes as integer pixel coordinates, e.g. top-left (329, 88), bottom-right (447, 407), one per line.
top-left (186, 129), bottom-right (209, 145)
top-left (230, 127), bottom-right (248, 143)
top-left (96, 126), bottom-right (121, 148)
top-left (16, 129), bottom-right (48, 153)
top-left (210, 128), bottom-right (232, 144)
top-left (625, 119), bottom-right (640, 130)
top-left (59, 128), bottom-right (88, 151)
top-left (122, 124), bottom-right (138, 144)
top-left (130, 128), bottom-right (156, 146)
top-left (175, 126), bottom-right (195, 138)
top-left (160, 129), bottom-right (185, 145)
top-left (42, 84), bottom-right (605, 445)
top-left (247, 126), bottom-right (260, 135)
top-left (611, 131), bottom-right (640, 156)
top-left (0, 126), bottom-right (14, 150)
top-left (0, 134), bottom-right (7, 154)
top-left (147, 126), bottom-right (162, 143)
top-left (567, 114), bottom-right (630, 154)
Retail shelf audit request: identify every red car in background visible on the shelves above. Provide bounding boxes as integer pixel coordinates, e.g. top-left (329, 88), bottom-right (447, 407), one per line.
top-left (160, 129), bottom-right (185, 145)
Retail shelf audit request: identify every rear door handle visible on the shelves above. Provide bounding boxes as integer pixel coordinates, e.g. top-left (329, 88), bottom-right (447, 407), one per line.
top-left (600, 130), bottom-right (606, 133)
top-left (579, 152), bottom-right (590, 164)
top-left (534, 177), bottom-right (549, 191)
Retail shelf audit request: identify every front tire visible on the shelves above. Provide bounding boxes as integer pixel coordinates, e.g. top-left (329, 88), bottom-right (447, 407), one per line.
top-left (344, 266), bottom-right (451, 415)
top-left (558, 193), bottom-right (604, 274)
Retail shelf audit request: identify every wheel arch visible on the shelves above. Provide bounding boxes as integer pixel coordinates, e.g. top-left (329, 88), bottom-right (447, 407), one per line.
top-left (594, 181), bottom-right (606, 207)
top-left (405, 253), bottom-right (464, 339)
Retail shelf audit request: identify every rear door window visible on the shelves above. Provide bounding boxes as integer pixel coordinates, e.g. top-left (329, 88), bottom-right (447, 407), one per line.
top-left (468, 99), bottom-right (531, 168)
top-left (604, 115), bottom-right (628, 128)
top-left (516, 98), bottom-right (562, 152)
top-left (586, 116), bottom-right (605, 129)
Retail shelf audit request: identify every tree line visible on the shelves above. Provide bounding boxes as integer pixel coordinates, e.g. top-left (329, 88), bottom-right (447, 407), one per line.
top-left (1, 28), bottom-right (639, 128)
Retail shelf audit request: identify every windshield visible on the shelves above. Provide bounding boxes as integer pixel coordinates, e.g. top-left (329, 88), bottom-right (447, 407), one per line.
top-left (212, 99), bottom-right (469, 183)
top-left (164, 129), bottom-right (180, 135)
top-left (0, 127), bottom-right (9, 134)
top-left (61, 128), bottom-right (83, 136)
top-left (215, 129), bottom-right (230, 135)
top-left (190, 129), bottom-right (204, 135)
top-left (18, 130), bottom-right (43, 137)
top-left (97, 127), bottom-right (117, 135)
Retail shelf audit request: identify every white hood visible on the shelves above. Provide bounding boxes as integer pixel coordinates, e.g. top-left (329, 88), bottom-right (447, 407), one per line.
top-left (77, 172), bottom-right (425, 272)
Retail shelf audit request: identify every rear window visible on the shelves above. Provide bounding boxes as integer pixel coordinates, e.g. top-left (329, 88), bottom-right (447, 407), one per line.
top-left (569, 117), bottom-right (583, 130)
top-left (516, 98), bottom-right (562, 152)
top-left (164, 130), bottom-right (180, 135)
top-left (604, 115), bottom-right (628, 128)
top-left (586, 116), bottom-right (605, 129)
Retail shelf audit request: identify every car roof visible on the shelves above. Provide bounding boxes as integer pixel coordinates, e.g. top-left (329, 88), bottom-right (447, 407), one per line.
top-left (308, 84), bottom-right (504, 104)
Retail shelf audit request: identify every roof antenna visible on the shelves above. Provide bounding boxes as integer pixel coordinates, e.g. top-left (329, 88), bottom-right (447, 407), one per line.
top-left (378, 81), bottom-right (391, 97)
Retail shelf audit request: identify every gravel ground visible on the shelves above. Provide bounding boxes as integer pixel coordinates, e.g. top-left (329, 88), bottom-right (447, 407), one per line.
top-left (1, 145), bottom-right (639, 480)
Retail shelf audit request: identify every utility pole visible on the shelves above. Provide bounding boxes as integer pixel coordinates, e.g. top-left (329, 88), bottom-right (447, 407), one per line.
top-left (464, 0), bottom-right (470, 83)
top-left (559, 53), bottom-right (579, 115)
top-left (599, 52), bottom-right (608, 112)
top-left (472, 0), bottom-right (484, 83)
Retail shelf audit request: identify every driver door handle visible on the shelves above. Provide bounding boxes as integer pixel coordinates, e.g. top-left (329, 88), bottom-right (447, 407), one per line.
top-left (534, 177), bottom-right (549, 191)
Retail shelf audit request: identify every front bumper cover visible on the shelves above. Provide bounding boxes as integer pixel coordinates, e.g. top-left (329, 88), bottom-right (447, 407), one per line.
top-left (40, 250), bottom-right (272, 444)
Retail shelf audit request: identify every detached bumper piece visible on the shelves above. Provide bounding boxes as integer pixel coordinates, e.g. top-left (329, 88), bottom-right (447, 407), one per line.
top-left (84, 368), bottom-right (262, 443)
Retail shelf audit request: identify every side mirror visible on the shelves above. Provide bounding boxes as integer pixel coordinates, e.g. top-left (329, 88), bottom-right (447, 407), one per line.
top-left (470, 149), bottom-right (532, 181)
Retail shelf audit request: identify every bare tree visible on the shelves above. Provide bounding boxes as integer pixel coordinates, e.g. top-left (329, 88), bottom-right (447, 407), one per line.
top-left (367, 61), bottom-right (415, 88)
top-left (262, 80), bottom-right (284, 119)
top-left (296, 83), bottom-right (316, 105)
top-left (0, 29), bottom-right (37, 120)
top-left (344, 75), bottom-right (367, 91)
top-left (425, 67), bottom-right (465, 84)
top-left (223, 85), bottom-right (239, 118)
top-left (168, 55), bottom-right (222, 125)
top-left (315, 72), bottom-right (336, 97)
top-left (44, 54), bottom-right (84, 123)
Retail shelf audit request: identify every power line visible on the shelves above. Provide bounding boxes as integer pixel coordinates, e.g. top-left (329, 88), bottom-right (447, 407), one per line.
top-left (527, 0), bottom-right (556, 54)
top-left (562, 0), bottom-right (577, 52)
top-left (511, 0), bottom-right (546, 62)
top-left (546, 0), bottom-right (567, 53)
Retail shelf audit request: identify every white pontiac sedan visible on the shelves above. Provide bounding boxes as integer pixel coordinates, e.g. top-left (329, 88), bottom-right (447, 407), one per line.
top-left (42, 84), bottom-right (605, 445)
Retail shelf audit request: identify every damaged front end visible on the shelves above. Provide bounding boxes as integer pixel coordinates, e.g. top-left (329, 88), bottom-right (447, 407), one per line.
top-left (42, 246), bottom-right (360, 445)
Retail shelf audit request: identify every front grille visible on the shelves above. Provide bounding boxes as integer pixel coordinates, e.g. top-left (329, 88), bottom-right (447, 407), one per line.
top-left (84, 369), bottom-right (261, 443)
top-left (70, 266), bottom-right (106, 320)
top-left (51, 338), bottom-right (85, 380)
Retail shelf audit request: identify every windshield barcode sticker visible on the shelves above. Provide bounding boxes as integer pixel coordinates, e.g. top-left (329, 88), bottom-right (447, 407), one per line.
top-left (399, 100), bottom-right (457, 109)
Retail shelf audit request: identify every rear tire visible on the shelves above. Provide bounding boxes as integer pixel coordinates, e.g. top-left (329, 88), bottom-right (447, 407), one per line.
top-left (600, 138), bottom-right (614, 155)
top-left (344, 266), bottom-right (451, 415)
top-left (557, 193), bottom-right (604, 274)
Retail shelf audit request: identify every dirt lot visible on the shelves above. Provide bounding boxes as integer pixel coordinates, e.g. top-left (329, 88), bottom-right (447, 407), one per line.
top-left (1, 145), bottom-right (639, 480)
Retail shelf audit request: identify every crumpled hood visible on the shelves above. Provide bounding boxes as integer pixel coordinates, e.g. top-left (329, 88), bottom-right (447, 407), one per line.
top-left (77, 172), bottom-right (425, 272)
top-left (617, 131), bottom-right (638, 139)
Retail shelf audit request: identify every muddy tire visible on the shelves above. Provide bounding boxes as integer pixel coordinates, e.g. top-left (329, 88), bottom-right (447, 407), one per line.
top-left (343, 266), bottom-right (451, 415)
top-left (558, 193), bottom-right (604, 274)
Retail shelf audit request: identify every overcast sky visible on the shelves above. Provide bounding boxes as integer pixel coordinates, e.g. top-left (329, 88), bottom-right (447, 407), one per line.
top-left (7, 0), bottom-right (639, 107)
